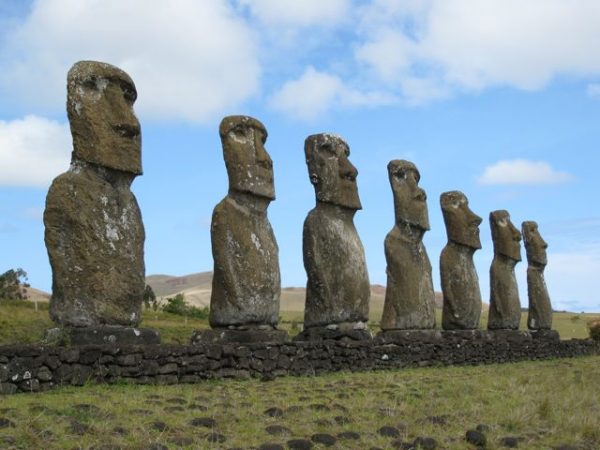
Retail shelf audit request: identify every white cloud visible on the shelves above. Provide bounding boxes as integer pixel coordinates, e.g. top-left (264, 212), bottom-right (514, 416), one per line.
top-left (587, 83), bottom-right (600, 99)
top-left (355, 0), bottom-right (600, 100)
top-left (269, 66), bottom-right (393, 120)
top-left (0, 115), bottom-right (71, 187)
top-left (477, 159), bottom-right (572, 186)
top-left (239, 0), bottom-right (350, 27)
top-left (0, 0), bottom-right (259, 123)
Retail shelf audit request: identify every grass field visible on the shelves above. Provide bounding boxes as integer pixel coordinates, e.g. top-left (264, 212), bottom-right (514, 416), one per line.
top-left (0, 356), bottom-right (597, 449)
top-left (0, 299), bottom-right (597, 345)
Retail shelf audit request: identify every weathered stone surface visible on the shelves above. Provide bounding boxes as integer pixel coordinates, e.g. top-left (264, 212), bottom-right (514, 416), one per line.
top-left (381, 160), bottom-right (435, 330)
top-left (209, 115), bottom-right (281, 329)
top-left (68, 326), bottom-right (160, 345)
top-left (488, 210), bottom-right (522, 330)
top-left (45, 60), bottom-right (145, 327)
top-left (522, 221), bottom-right (553, 330)
top-left (294, 324), bottom-right (372, 342)
top-left (375, 330), bottom-right (442, 345)
top-left (303, 134), bottom-right (370, 329)
top-left (191, 328), bottom-right (288, 344)
top-left (439, 191), bottom-right (483, 330)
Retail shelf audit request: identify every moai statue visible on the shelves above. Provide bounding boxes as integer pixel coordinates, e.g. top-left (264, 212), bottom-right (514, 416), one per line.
top-left (440, 191), bottom-right (483, 330)
top-left (380, 160), bottom-right (435, 331)
top-left (488, 210), bottom-right (522, 330)
top-left (522, 221), bottom-right (553, 330)
top-left (299, 133), bottom-right (370, 340)
top-left (44, 61), bottom-right (157, 344)
top-left (192, 116), bottom-right (285, 343)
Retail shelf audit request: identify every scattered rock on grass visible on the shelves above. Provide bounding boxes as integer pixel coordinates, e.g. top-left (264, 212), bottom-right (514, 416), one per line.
top-left (379, 426), bottom-right (401, 438)
top-left (499, 436), bottom-right (519, 448)
top-left (264, 407), bottom-right (284, 418)
top-left (466, 429), bottom-right (487, 447)
top-left (287, 439), bottom-right (313, 450)
top-left (259, 444), bottom-right (284, 450)
top-left (334, 415), bottom-right (351, 424)
top-left (70, 421), bottom-right (90, 435)
top-left (151, 421), bottom-right (169, 432)
top-left (311, 433), bottom-right (336, 446)
top-left (190, 417), bottom-right (216, 428)
top-left (265, 425), bottom-right (292, 435)
top-left (414, 436), bottom-right (438, 449)
top-left (0, 418), bottom-right (15, 428)
top-left (338, 431), bottom-right (361, 440)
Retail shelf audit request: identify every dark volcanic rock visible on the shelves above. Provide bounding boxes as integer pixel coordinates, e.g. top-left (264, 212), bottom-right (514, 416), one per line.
top-left (265, 425), bottom-right (291, 435)
top-left (466, 429), bottom-right (487, 447)
top-left (287, 439), bottom-right (313, 450)
top-left (499, 436), bottom-right (519, 448)
top-left (311, 433), bottom-right (336, 446)
top-left (379, 426), bottom-right (401, 438)
top-left (190, 417), bottom-right (216, 428)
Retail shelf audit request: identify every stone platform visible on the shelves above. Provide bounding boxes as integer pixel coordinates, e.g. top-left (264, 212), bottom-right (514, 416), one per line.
top-left (190, 327), bottom-right (289, 344)
top-left (44, 326), bottom-right (161, 346)
top-left (1, 329), bottom-right (596, 395)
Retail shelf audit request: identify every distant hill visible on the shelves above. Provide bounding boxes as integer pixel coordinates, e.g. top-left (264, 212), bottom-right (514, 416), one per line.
top-left (145, 271), bottom-right (444, 312)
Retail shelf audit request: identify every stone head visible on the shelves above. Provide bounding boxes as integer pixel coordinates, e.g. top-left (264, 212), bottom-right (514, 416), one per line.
top-left (67, 60), bottom-right (142, 174)
top-left (490, 210), bottom-right (522, 262)
top-left (388, 160), bottom-right (429, 230)
top-left (440, 191), bottom-right (482, 249)
top-left (304, 133), bottom-right (361, 210)
top-left (522, 221), bottom-right (548, 267)
top-left (220, 115), bottom-right (275, 200)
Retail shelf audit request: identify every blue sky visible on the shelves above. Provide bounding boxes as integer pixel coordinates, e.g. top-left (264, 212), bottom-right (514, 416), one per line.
top-left (0, 0), bottom-right (599, 312)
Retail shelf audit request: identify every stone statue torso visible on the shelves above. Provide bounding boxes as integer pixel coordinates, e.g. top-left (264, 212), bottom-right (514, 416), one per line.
top-left (488, 256), bottom-right (521, 330)
top-left (209, 196), bottom-right (281, 328)
top-left (303, 205), bottom-right (370, 328)
top-left (44, 165), bottom-right (145, 327)
top-left (440, 243), bottom-right (482, 330)
top-left (527, 266), bottom-right (552, 330)
top-left (381, 227), bottom-right (435, 330)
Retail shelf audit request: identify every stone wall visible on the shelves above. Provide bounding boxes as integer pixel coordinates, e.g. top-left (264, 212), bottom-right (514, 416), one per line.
top-left (1, 332), bottom-right (598, 395)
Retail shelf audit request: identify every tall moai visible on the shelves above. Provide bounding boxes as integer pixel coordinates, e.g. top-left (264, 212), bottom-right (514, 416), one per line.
top-left (44, 61), bottom-right (157, 343)
top-left (193, 116), bottom-right (285, 343)
top-left (440, 191), bottom-right (483, 330)
top-left (522, 221), bottom-right (553, 330)
top-left (299, 133), bottom-right (370, 340)
top-left (488, 210), bottom-right (522, 330)
top-left (380, 160), bottom-right (435, 330)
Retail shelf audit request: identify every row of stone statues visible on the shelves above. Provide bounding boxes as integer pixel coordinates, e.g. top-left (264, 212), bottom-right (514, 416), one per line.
top-left (43, 61), bottom-right (552, 345)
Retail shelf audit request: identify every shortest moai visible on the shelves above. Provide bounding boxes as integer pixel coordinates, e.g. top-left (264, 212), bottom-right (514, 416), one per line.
top-left (488, 210), bottom-right (522, 330)
top-left (522, 221), bottom-right (553, 330)
top-left (440, 191), bottom-right (483, 330)
top-left (191, 115), bottom-right (286, 344)
top-left (380, 160), bottom-right (436, 331)
top-left (298, 133), bottom-right (371, 340)
top-left (44, 60), bottom-right (159, 345)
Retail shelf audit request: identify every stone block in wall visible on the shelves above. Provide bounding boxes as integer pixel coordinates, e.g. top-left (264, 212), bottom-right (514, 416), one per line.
top-left (0, 382), bottom-right (17, 395)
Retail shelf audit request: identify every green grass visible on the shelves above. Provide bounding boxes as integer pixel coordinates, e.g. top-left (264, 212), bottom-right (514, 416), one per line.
top-left (0, 356), bottom-right (597, 449)
top-left (1, 299), bottom-right (598, 345)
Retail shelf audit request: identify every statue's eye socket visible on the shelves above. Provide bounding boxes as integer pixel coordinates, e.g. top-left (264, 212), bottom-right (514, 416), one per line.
top-left (82, 78), bottom-right (97, 90)
top-left (122, 84), bottom-right (137, 102)
top-left (320, 143), bottom-right (334, 154)
top-left (232, 126), bottom-right (247, 137)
